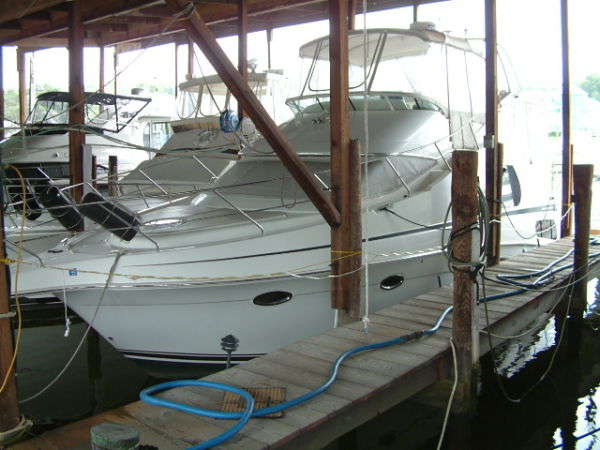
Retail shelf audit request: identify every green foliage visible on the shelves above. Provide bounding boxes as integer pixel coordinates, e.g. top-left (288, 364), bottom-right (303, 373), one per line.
top-left (580, 74), bottom-right (600, 101)
top-left (2, 83), bottom-right (61, 124)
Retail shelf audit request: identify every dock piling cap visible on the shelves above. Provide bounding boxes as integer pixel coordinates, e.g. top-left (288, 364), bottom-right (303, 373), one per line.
top-left (91, 422), bottom-right (140, 450)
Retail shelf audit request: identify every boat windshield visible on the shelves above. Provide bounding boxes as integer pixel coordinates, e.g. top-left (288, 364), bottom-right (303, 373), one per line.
top-left (297, 28), bottom-right (485, 114)
top-left (26, 91), bottom-right (151, 133)
top-left (286, 92), bottom-right (444, 115)
top-left (176, 71), bottom-right (289, 122)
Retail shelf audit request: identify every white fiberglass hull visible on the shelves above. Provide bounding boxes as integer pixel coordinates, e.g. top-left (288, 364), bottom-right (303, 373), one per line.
top-left (61, 251), bottom-right (451, 366)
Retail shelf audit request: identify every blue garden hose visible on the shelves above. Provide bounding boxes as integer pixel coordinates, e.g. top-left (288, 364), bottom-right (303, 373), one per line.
top-left (140, 241), bottom-right (600, 449)
top-left (139, 380), bottom-right (254, 450)
top-left (140, 306), bottom-right (453, 449)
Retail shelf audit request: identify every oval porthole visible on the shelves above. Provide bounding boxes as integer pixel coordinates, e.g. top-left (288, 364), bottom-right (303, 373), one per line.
top-left (253, 291), bottom-right (293, 306)
top-left (380, 274), bottom-right (405, 291)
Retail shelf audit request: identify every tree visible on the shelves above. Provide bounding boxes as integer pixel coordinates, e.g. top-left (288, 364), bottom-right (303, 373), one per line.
top-left (580, 74), bottom-right (600, 101)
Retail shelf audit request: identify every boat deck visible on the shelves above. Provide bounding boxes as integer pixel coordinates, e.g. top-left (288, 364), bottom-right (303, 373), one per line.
top-left (11, 237), bottom-right (594, 450)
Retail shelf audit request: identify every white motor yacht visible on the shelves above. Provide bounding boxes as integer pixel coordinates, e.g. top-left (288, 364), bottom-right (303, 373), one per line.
top-left (9, 26), bottom-right (558, 373)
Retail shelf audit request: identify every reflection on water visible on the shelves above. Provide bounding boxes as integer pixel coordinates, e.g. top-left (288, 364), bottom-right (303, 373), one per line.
top-left (15, 308), bottom-right (164, 434)
top-left (10, 277), bottom-right (600, 449)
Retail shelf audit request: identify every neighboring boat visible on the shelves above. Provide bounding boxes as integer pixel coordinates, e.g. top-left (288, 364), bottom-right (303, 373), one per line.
top-left (119, 69), bottom-right (288, 195)
top-left (9, 25), bottom-right (558, 374)
top-left (1, 90), bottom-right (169, 258)
top-left (1, 90), bottom-right (159, 181)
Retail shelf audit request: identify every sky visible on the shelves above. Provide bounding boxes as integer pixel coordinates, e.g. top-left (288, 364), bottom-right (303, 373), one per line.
top-left (2, 0), bottom-right (599, 98)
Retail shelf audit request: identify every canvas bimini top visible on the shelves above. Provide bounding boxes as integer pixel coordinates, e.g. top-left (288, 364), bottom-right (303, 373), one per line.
top-left (298, 26), bottom-right (478, 66)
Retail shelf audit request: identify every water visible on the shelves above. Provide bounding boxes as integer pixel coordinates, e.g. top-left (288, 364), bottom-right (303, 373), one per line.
top-left (14, 307), bottom-right (162, 434)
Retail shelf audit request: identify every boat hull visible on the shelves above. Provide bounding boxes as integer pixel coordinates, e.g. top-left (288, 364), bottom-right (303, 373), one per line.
top-left (58, 249), bottom-right (452, 369)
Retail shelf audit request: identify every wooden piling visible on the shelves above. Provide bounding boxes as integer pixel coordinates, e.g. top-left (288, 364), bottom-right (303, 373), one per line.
top-left (91, 155), bottom-right (98, 189)
top-left (329, 0), bottom-right (362, 323)
top-left (450, 150), bottom-right (479, 408)
top-left (99, 45), bottom-right (105, 93)
top-left (0, 211), bottom-right (20, 434)
top-left (108, 155), bottom-right (118, 197)
top-left (17, 48), bottom-right (27, 126)
top-left (68, 0), bottom-right (85, 205)
top-left (485, 0), bottom-right (501, 266)
top-left (560, 0), bottom-right (573, 238)
top-left (572, 164), bottom-right (593, 317)
top-left (487, 141), bottom-right (503, 266)
top-left (332, 140), bottom-right (362, 323)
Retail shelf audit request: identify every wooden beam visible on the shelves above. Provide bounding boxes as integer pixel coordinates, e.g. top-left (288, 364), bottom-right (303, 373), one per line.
top-left (108, 155), bottom-right (118, 197)
top-left (266, 27), bottom-right (272, 69)
top-left (0, 203), bottom-right (19, 435)
top-left (163, 0), bottom-right (340, 227)
top-left (68, 0), bottom-right (85, 205)
top-left (484, 0), bottom-right (501, 266)
top-left (84, 22), bottom-right (129, 32)
top-left (238, 0), bottom-right (248, 119)
top-left (0, 46), bottom-right (4, 140)
top-left (174, 42), bottom-right (179, 97)
top-left (187, 36), bottom-right (194, 79)
top-left (113, 49), bottom-right (118, 95)
top-left (560, 0), bottom-right (573, 238)
top-left (16, 47), bottom-right (26, 125)
top-left (0, 0), bottom-right (164, 46)
top-left (451, 150), bottom-right (479, 411)
top-left (329, 0), bottom-right (361, 321)
top-left (348, 0), bottom-right (357, 30)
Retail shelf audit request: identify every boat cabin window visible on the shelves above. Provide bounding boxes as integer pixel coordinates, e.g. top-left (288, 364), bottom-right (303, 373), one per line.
top-left (286, 93), bottom-right (444, 115)
top-left (142, 121), bottom-right (172, 148)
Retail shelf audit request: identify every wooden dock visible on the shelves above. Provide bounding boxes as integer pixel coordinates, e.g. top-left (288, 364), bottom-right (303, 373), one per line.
top-left (10, 237), bottom-right (597, 450)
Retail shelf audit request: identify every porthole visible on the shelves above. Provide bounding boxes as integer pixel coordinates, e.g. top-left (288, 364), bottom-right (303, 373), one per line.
top-left (380, 274), bottom-right (405, 290)
top-left (253, 291), bottom-right (293, 306)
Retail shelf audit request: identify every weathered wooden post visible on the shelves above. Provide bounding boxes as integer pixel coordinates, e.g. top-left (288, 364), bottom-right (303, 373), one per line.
top-left (68, 0), bottom-right (85, 205)
top-left (0, 212), bottom-right (20, 437)
top-left (329, 0), bottom-right (362, 324)
top-left (91, 155), bottom-right (98, 189)
top-left (485, 0), bottom-right (501, 266)
top-left (449, 149), bottom-right (479, 449)
top-left (566, 164), bottom-right (593, 355)
top-left (560, 0), bottom-right (573, 238)
top-left (99, 45), bottom-right (105, 93)
top-left (108, 155), bottom-right (118, 197)
top-left (17, 48), bottom-right (27, 126)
